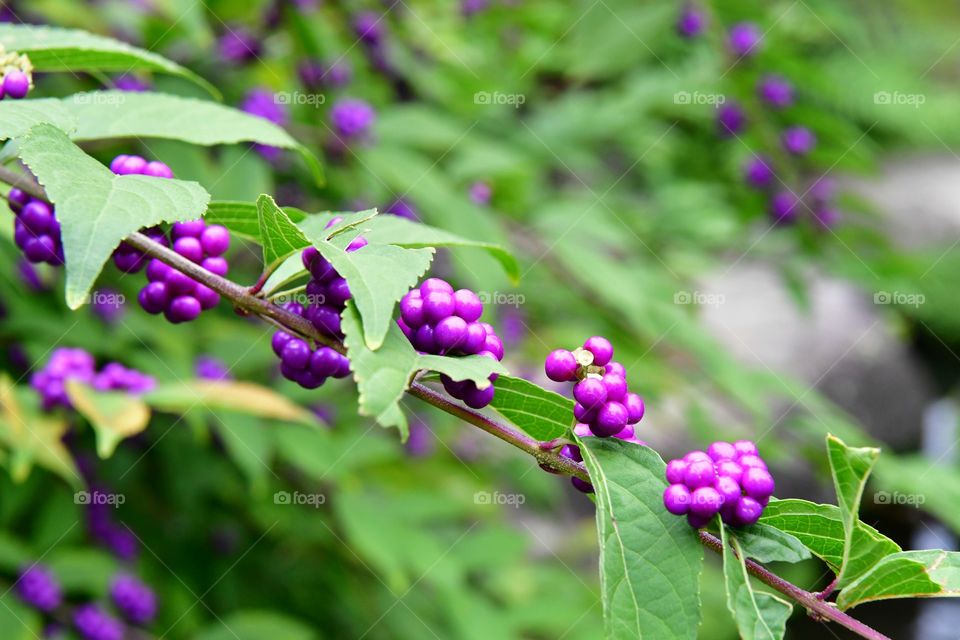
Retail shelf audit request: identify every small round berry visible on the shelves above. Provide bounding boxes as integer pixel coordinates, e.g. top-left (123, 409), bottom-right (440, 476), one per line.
top-left (545, 349), bottom-right (578, 382)
top-left (441, 374), bottom-right (471, 398)
top-left (463, 384), bottom-right (495, 409)
top-left (623, 393), bottom-right (645, 423)
top-left (112, 251), bottom-right (142, 273)
top-left (676, 6), bottom-right (706, 38)
top-left (413, 324), bottom-right (437, 352)
top-left (146, 258), bottom-right (171, 282)
top-left (297, 370), bottom-right (325, 389)
top-left (733, 440), bottom-right (758, 456)
top-left (769, 191), bottom-right (800, 223)
top-left (140, 282), bottom-right (169, 314)
top-left (758, 74), bottom-right (793, 109)
top-left (272, 331), bottom-right (292, 356)
top-left (309, 306), bottom-right (342, 336)
top-left (400, 293), bottom-right (426, 329)
top-left (194, 284), bottom-right (220, 310)
top-left (707, 441), bottom-right (737, 461)
top-left (684, 459), bottom-right (716, 489)
top-left (110, 574), bottom-right (157, 625)
top-left (121, 155), bottom-right (148, 175)
top-left (738, 454), bottom-right (767, 470)
top-left (325, 278), bottom-right (351, 307)
top-left (601, 373), bottom-right (627, 401)
top-left (452, 289), bottom-right (483, 322)
top-left (573, 423), bottom-right (592, 438)
top-left (310, 347), bottom-right (341, 377)
top-left (605, 361), bottom-right (626, 377)
top-left (173, 237), bottom-right (203, 263)
top-left (561, 444), bottom-right (583, 462)
top-left (165, 296), bottom-right (201, 323)
top-left (665, 459), bottom-right (688, 484)
top-left (714, 475), bottom-right (742, 505)
top-left (435, 316), bottom-right (468, 351)
top-left (420, 278), bottom-right (453, 296)
top-left (614, 423), bottom-right (635, 440)
top-left (663, 484), bottom-right (692, 515)
top-left (200, 225), bottom-right (231, 256)
top-left (24, 236), bottom-right (57, 263)
top-left (281, 339), bottom-right (311, 370)
top-left (741, 467), bottom-right (775, 501)
top-left (592, 401), bottom-right (628, 437)
top-left (574, 377), bottom-right (607, 409)
top-left (423, 290), bottom-right (455, 324)
top-left (3, 70), bottom-right (30, 99)
top-left (583, 336), bottom-right (613, 366)
top-left (571, 477), bottom-right (594, 494)
top-left (16, 565), bottom-right (62, 612)
top-left (687, 512), bottom-right (713, 529)
top-left (782, 126), bottom-right (816, 156)
top-left (20, 201), bottom-right (54, 233)
top-left (333, 354), bottom-right (352, 378)
top-left (172, 219), bottom-right (205, 239)
top-left (483, 334), bottom-right (504, 360)
top-left (683, 450), bottom-right (711, 464)
top-left (201, 256), bottom-right (229, 277)
top-left (717, 102), bottom-right (746, 136)
top-left (143, 161), bottom-right (174, 178)
top-left (689, 486), bottom-right (724, 517)
top-left (734, 496), bottom-right (764, 526)
top-left (744, 155), bottom-right (775, 189)
top-left (728, 22), bottom-right (762, 57)
top-left (573, 402), bottom-right (597, 424)
top-left (109, 155), bottom-right (129, 174)
top-left (164, 269), bottom-right (196, 295)
top-left (460, 323), bottom-right (487, 355)
top-left (716, 460), bottom-right (744, 482)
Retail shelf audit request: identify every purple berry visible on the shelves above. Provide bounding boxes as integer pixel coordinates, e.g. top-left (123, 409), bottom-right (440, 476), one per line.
top-left (120, 155), bottom-right (148, 175)
top-left (423, 290), bottom-right (455, 324)
top-left (574, 377), bottom-right (607, 409)
top-left (453, 289), bottom-right (483, 322)
top-left (140, 282), bottom-right (169, 314)
top-left (707, 441), bottom-right (737, 461)
top-left (3, 70), bottom-right (30, 99)
top-left (734, 496), bottom-right (764, 526)
top-left (624, 393), bottom-right (645, 423)
top-left (714, 475), bottom-right (742, 505)
top-left (330, 98), bottom-right (376, 139)
top-left (8, 187), bottom-right (29, 212)
top-left (717, 103), bottom-right (746, 136)
top-left (413, 324), bottom-right (437, 352)
top-left (573, 402), bottom-right (597, 424)
top-left (683, 450), bottom-right (711, 464)
top-left (715, 460), bottom-right (744, 482)
top-left (676, 6), bottom-right (706, 38)
top-left (744, 155), bottom-right (775, 189)
top-left (202, 256), bottom-right (229, 277)
top-left (173, 236), bottom-right (203, 263)
top-left (483, 334), bottom-right (504, 360)
top-left (73, 604), bottom-right (124, 640)
top-left (592, 401), bottom-right (628, 437)
top-left (310, 347), bottom-right (341, 377)
top-left (605, 361), bottom-right (626, 377)
top-left (462, 384), bottom-right (496, 409)
top-left (741, 467), bottom-right (775, 501)
top-left (110, 574), bottom-right (157, 624)
top-left (728, 22), bottom-right (762, 57)
top-left (664, 484), bottom-right (692, 515)
top-left (461, 323), bottom-right (487, 355)
top-left (200, 225), bottom-right (230, 256)
top-left (684, 459), bottom-right (716, 489)
top-left (172, 219), bottom-right (205, 239)
top-left (545, 349), bottom-right (578, 382)
top-left (665, 459), bottom-right (688, 484)
top-left (165, 296), bottom-right (201, 323)
top-left (601, 373), bottom-right (627, 401)
top-left (583, 336), bottom-right (613, 366)
top-left (420, 278), bottom-right (454, 295)
top-left (738, 454), bottom-right (767, 470)
top-left (16, 565), bottom-right (62, 612)
top-left (687, 512), bottom-right (712, 529)
top-left (689, 486), bottom-right (723, 518)
top-left (733, 440), bottom-right (758, 456)
top-left (400, 292), bottom-right (426, 328)
top-left (782, 126), bottom-right (816, 155)
top-left (571, 477), bottom-right (594, 494)
top-left (282, 339), bottom-right (311, 370)
top-left (20, 201), bottom-right (54, 233)
top-left (758, 74), bottom-right (793, 108)
top-left (143, 161), bottom-right (174, 178)
top-left (435, 316), bottom-right (468, 351)
top-left (769, 191), bottom-right (801, 223)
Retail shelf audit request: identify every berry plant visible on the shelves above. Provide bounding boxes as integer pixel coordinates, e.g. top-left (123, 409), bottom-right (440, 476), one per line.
top-left (1, 3), bottom-right (960, 640)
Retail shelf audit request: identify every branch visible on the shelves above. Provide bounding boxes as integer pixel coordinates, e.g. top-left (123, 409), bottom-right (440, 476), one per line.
top-left (0, 169), bottom-right (888, 640)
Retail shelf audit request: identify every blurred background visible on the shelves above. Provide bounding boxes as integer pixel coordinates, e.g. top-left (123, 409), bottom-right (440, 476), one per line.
top-left (2, 0), bottom-right (960, 638)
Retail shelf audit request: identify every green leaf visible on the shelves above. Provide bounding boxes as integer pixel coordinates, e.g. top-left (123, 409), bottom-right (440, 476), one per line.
top-left (17, 123), bottom-right (210, 309)
top-left (874, 454), bottom-right (960, 534)
top-left (301, 225), bottom-right (435, 350)
top-left (838, 550), bottom-right (960, 610)
top-left (65, 382), bottom-right (151, 458)
top-left (66, 92), bottom-right (322, 184)
top-left (0, 98), bottom-right (77, 140)
top-left (256, 194), bottom-right (311, 271)
top-left (205, 200), bottom-right (306, 243)
top-left (360, 214), bottom-right (521, 282)
top-left (193, 611), bottom-right (317, 640)
top-left (0, 24), bottom-right (216, 96)
top-left (416, 354), bottom-right (508, 390)
top-left (0, 598), bottom-right (42, 640)
top-left (210, 411), bottom-right (274, 493)
top-left (489, 376), bottom-right (573, 441)
top-left (721, 523), bottom-right (792, 640)
top-left (144, 380), bottom-right (314, 425)
top-left (579, 438), bottom-right (703, 639)
top-left (826, 435), bottom-right (882, 585)
top-left (727, 522), bottom-right (812, 564)
top-left (759, 499), bottom-right (900, 583)
top-left (46, 548), bottom-right (117, 596)
top-left (341, 303), bottom-right (417, 439)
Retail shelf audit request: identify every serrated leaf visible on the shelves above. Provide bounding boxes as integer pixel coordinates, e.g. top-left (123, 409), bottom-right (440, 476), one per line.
top-left (838, 550), bottom-right (960, 610)
top-left (256, 194), bottom-right (311, 271)
top-left (144, 380), bottom-right (314, 425)
top-left (727, 522), bottom-right (811, 564)
top-left (17, 123), bottom-right (210, 309)
top-left (300, 227), bottom-right (435, 350)
top-left (360, 214), bottom-right (520, 282)
top-left (341, 303), bottom-right (417, 439)
top-left (66, 92), bottom-right (322, 184)
top-left (0, 98), bottom-right (77, 140)
top-left (193, 611), bottom-right (317, 640)
top-left (0, 376), bottom-right (80, 487)
top-left (721, 523), bottom-right (792, 640)
top-left (416, 354), bottom-right (507, 390)
top-left (0, 24), bottom-right (216, 96)
top-left (759, 499), bottom-right (900, 583)
top-left (827, 435), bottom-right (881, 586)
top-left (489, 376), bottom-right (573, 441)
top-left (65, 382), bottom-right (151, 458)
top-left (579, 438), bottom-right (703, 639)
top-left (205, 201), bottom-right (307, 242)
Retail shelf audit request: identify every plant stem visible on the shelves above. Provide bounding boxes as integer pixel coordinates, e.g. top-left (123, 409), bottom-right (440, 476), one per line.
top-left (0, 169), bottom-right (888, 640)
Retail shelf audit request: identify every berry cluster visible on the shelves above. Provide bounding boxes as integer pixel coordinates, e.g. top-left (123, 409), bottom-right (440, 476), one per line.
top-left (662, 440), bottom-right (775, 528)
top-left (136, 220), bottom-right (230, 323)
top-left (110, 574), bottom-right (158, 625)
top-left (544, 337), bottom-right (645, 438)
top-left (16, 565), bottom-right (62, 613)
top-left (8, 188), bottom-right (64, 265)
top-left (0, 50), bottom-right (33, 100)
top-left (272, 302), bottom-right (352, 389)
top-left (74, 603), bottom-right (125, 640)
top-left (330, 98), bottom-right (376, 142)
top-left (109, 154), bottom-right (173, 273)
top-left (30, 348), bottom-right (155, 411)
top-left (240, 88), bottom-right (290, 160)
top-left (398, 278), bottom-right (504, 409)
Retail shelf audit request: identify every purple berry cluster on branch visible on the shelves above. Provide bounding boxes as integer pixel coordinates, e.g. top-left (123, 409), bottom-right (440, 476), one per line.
top-left (110, 574), bottom-right (157, 625)
top-left (9, 188), bottom-right (64, 265)
top-left (398, 278), bottom-right (505, 409)
top-left (663, 440), bottom-right (775, 528)
top-left (15, 565), bottom-right (62, 612)
top-left (544, 337), bottom-right (645, 439)
top-left (29, 348), bottom-right (155, 411)
top-left (73, 603), bottom-right (125, 640)
top-left (272, 301), bottom-right (351, 389)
